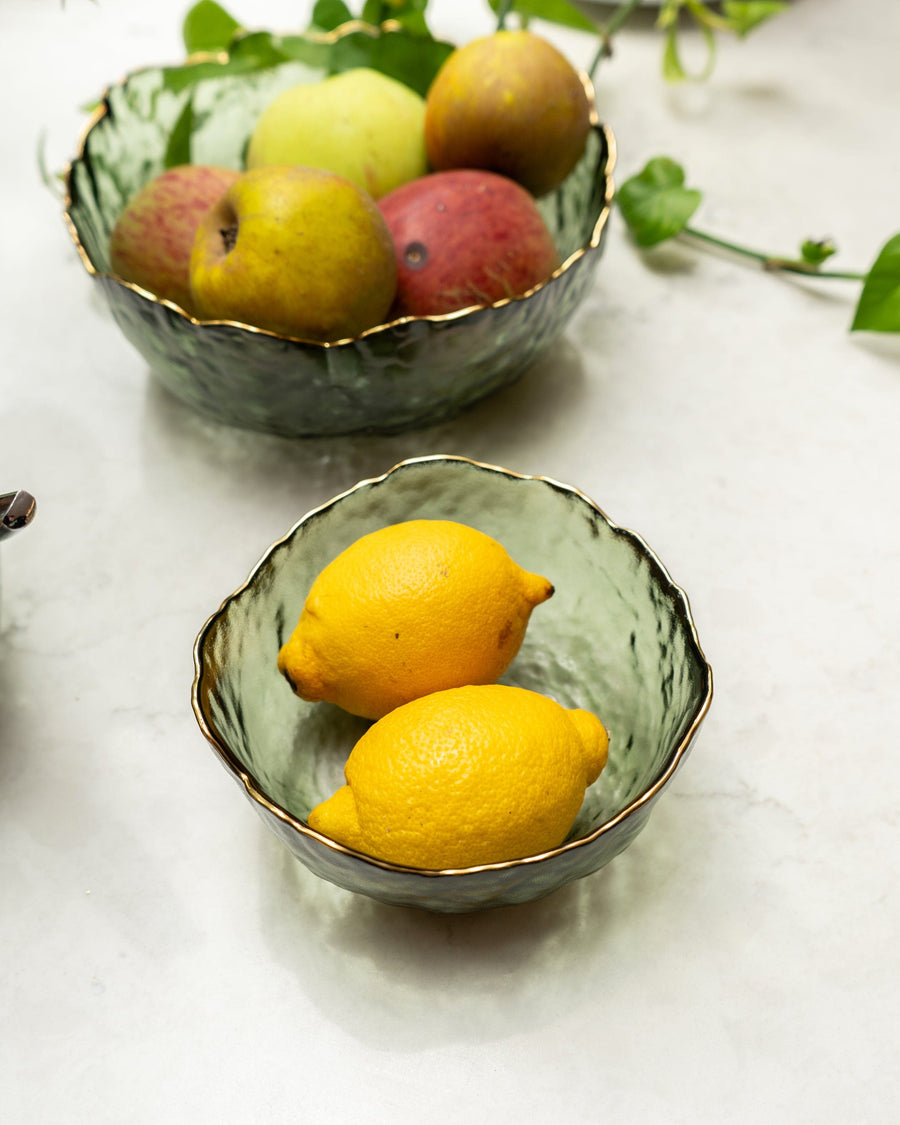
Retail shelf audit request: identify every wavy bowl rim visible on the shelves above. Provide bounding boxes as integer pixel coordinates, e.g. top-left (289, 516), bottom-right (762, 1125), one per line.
top-left (190, 454), bottom-right (714, 881)
top-left (61, 21), bottom-right (616, 348)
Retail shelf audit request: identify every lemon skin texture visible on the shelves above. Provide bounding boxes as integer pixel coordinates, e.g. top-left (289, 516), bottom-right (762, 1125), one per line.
top-left (307, 684), bottom-right (609, 869)
top-left (277, 519), bottom-right (554, 719)
top-left (424, 30), bottom-right (592, 198)
top-left (189, 164), bottom-right (397, 341)
top-left (246, 68), bottom-right (428, 200)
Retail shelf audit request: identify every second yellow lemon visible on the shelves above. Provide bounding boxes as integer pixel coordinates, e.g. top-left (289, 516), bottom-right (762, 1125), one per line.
top-left (277, 519), bottom-right (553, 719)
top-left (307, 684), bottom-right (609, 869)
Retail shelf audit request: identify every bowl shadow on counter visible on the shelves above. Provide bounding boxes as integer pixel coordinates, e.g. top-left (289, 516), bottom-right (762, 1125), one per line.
top-left (139, 335), bottom-right (591, 492)
top-left (256, 790), bottom-right (714, 1052)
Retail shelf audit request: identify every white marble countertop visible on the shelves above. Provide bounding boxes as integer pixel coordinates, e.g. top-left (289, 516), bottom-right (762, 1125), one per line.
top-left (3, 0), bottom-right (899, 1120)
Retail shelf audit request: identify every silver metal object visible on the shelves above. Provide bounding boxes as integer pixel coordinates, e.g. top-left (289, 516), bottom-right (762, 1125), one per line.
top-left (0, 491), bottom-right (36, 542)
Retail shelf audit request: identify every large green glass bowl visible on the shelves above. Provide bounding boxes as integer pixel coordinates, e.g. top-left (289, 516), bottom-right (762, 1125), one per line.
top-left (63, 26), bottom-right (615, 438)
top-left (191, 456), bottom-right (713, 913)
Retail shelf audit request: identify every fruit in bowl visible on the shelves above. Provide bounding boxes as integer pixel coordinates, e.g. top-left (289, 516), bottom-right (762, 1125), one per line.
top-left (277, 518), bottom-right (555, 719)
top-left (245, 67), bottom-right (428, 200)
top-left (276, 514), bottom-right (603, 871)
top-left (64, 20), bottom-right (615, 437)
top-left (189, 164), bottom-right (397, 340)
top-left (425, 29), bottom-right (593, 197)
top-left (109, 164), bottom-right (239, 315)
top-left (308, 683), bottom-right (609, 870)
top-left (379, 169), bottom-right (562, 316)
top-left (191, 456), bottom-right (713, 912)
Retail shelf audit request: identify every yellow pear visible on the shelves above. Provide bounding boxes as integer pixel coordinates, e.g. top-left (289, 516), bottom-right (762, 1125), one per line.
top-left (246, 68), bottom-right (428, 199)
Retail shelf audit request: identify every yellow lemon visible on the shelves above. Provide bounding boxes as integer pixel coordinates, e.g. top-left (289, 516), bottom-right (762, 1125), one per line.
top-left (307, 684), bottom-right (609, 869)
top-left (277, 520), bottom-right (553, 719)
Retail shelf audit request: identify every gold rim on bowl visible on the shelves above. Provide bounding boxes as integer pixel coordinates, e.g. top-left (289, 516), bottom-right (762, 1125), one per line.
top-left (190, 454), bottom-right (713, 880)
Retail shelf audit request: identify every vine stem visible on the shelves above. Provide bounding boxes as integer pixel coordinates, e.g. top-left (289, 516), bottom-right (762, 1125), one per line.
top-left (683, 227), bottom-right (867, 282)
top-left (494, 0), bottom-right (644, 75)
top-left (587, 0), bottom-right (645, 80)
top-left (494, 0), bottom-right (515, 30)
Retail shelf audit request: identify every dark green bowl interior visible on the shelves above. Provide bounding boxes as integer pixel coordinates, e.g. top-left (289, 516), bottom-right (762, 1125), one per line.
top-left (65, 41), bottom-right (615, 438)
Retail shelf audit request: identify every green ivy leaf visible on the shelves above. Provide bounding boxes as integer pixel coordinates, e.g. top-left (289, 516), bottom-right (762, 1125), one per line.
top-left (182, 0), bottom-right (240, 55)
top-left (311, 0), bottom-right (355, 31)
top-left (153, 4), bottom-right (451, 175)
top-left (391, 12), bottom-right (430, 36)
top-left (328, 26), bottom-right (452, 94)
top-left (488, 0), bottom-right (598, 33)
top-left (371, 32), bottom-right (453, 94)
top-left (721, 1), bottom-right (787, 38)
top-left (160, 59), bottom-right (237, 94)
top-left (327, 28), bottom-right (380, 73)
top-left (164, 96), bottom-right (195, 166)
top-left (227, 30), bottom-right (292, 69)
top-left (850, 233), bottom-right (900, 332)
top-left (361, 0), bottom-right (384, 23)
top-left (387, 0), bottom-right (432, 35)
top-left (618, 157), bottom-right (703, 247)
top-left (161, 31), bottom-right (291, 94)
top-left (355, 0), bottom-right (431, 31)
top-left (800, 238), bottom-right (837, 266)
top-left (278, 34), bottom-right (335, 69)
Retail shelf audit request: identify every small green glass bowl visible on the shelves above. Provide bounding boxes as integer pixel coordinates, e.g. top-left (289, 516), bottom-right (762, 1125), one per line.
top-left (63, 26), bottom-right (616, 438)
top-left (191, 456), bottom-right (713, 913)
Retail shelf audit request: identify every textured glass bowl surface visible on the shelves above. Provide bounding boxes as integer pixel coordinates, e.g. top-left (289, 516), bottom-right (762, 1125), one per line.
top-left (63, 29), bottom-right (616, 438)
top-left (192, 457), bottom-right (713, 913)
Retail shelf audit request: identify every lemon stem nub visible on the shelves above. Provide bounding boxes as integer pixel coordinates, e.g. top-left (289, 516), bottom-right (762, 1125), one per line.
top-left (567, 709), bottom-right (609, 785)
top-left (308, 784), bottom-right (365, 853)
top-left (523, 569), bottom-right (554, 606)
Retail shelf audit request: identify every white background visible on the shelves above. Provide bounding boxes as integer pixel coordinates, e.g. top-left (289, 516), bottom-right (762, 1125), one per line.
top-left (2, 0), bottom-right (899, 1121)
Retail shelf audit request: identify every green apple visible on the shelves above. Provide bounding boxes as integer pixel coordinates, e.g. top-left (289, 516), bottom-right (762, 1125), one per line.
top-left (425, 31), bottom-right (592, 198)
top-left (246, 68), bottom-right (428, 200)
top-left (109, 164), bottom-right (238, 313)
top-left (189, 164), bottom-right (397, 342)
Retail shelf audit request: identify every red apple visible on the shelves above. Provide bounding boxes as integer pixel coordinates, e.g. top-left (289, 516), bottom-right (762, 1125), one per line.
top-left (109, 165), bottom-right (239, 314)
top-left (378, 170), bottom-right (560, 317)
